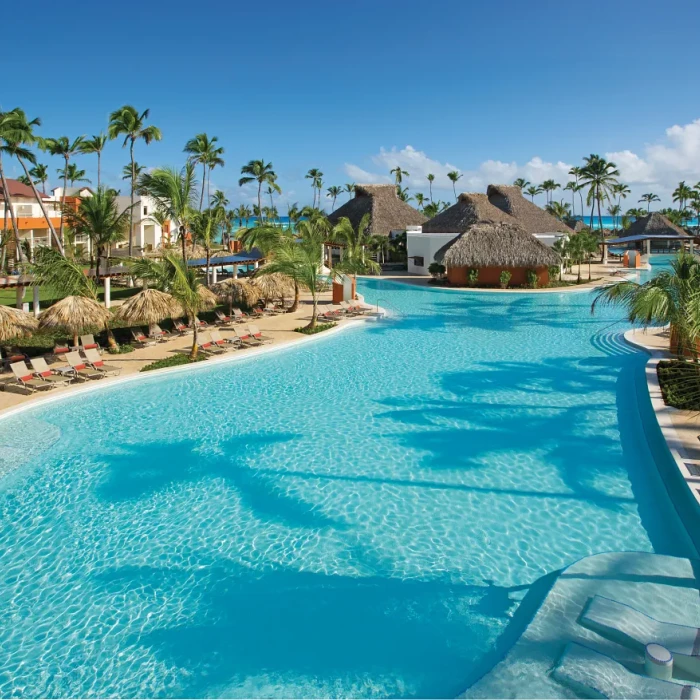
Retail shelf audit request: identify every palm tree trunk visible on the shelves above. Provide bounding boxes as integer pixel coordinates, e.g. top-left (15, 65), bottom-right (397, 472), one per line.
top-left (306, 292), bottom-right (318, 330)
top-left (205, 247), bottom-right (211, 286)
top-left (0, 154), bottom-right (22, 265)
top-left (58, 158), bottom-right (70, 247)
top-left (429, 181), bottom-right (433, 202)
top-left (257, 183), bottom-right (262, 222)
top-left (97, 151), bottom-right (101, 189)
top-left (17, 155), bottom-right (63, 254)
top-left (128, 139), bottom-right (135, 257)
top-left (288, 280), bottom-right (299, 313)
top-left (104, 321), bottom-right (118, 350)
top-left (180, 226), bottom-right (187, 261)
top-left (189, 316), bottom-right (198, 359)
top-left (199, 164), bottom-right (206, 211)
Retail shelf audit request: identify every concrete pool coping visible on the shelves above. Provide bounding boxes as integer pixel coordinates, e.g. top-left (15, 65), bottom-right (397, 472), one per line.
top-left (0, 306), bottom-right (387, 422)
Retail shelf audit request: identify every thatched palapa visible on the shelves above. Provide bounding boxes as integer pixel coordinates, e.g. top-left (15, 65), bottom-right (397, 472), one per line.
top-left (486, 184), bottom-right (574, 234)
top-left (115, 289), bottom-right (178, 326)
top-left (211, 278), bottom-right (261, 313)
top-left (327, 184), bottom-right (426, 236)
top-left (422, 193), bottom-right (516, 233)
top-left (436, 222), bottom-right (560, 268)
top-left (39, 296), bottom-right (111, 345)
top-left (619, 212), bottom-right (691, 239)
top-left (251, 272), bottom-right (295, 303)
top-left (0, 305), bottom-right (38, 343)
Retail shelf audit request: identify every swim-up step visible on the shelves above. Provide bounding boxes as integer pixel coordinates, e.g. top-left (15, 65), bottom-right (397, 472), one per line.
top-left (553, 642), bottom-right (700, 699)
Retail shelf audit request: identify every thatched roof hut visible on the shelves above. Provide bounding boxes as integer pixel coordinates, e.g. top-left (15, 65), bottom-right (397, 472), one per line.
top-left (435, 221), bottom-right (561, 268)
top-left (486, 184), bottom-right (574, 234)
top-left (620, 212), bottom-right (691, 239)
top-left (422, 193), bottom-right (516, 233)
top-left (115, 289), bottom-right (178, 326)
top-left (327, 184), bottom-right (426, 236)
top-left (39, 296), bottom-right (110, 345)
top-left (0, 305), bottom-right (38, 343)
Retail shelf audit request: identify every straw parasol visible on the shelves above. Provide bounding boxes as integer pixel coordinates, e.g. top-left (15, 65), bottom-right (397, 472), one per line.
top-left (115, 288), bottom-right (178, 333)
top-left (39, 296), bottom-right (111, 347)
top-left (198, 286), bottom-right (218, 310)
top-left (0, 305), bottom-right (39, 343)
top-left (251, 272), bottom-right (295, 303)
top-left (211, 278), bottom-right (261, 315)
top-left (435, 221), bottom-right (561, 268)
top-left (327, 184), bottom-right (426, 235)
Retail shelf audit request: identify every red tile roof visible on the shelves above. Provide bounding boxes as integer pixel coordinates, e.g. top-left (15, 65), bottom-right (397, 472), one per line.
top-left (0, 179), bottom-right (50, 200)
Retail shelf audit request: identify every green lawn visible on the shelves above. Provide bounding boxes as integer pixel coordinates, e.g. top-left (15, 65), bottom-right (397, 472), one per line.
top-left (0, 285), bottom-right (139, 308)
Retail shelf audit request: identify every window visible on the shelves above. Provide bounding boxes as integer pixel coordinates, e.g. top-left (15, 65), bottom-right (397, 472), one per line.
top-left (16, 205), bottom-right (33, 217)
top-left (413, 256), bottom-right (425, 267)
top-left (143, 206), bottom-right (148, 216)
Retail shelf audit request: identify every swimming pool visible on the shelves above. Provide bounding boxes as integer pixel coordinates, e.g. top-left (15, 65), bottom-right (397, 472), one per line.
top-left (0, 273), bottom-right (694, 698)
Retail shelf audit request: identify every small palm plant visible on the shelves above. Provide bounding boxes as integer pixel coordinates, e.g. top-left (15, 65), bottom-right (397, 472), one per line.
top-left (592, 252), bottom-right (700, 357)
top-left (332, 213), bottom-right (382, 279)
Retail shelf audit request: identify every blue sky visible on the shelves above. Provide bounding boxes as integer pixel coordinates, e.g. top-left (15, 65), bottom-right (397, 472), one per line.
top-left (4, 0), bottom-right (700, 211)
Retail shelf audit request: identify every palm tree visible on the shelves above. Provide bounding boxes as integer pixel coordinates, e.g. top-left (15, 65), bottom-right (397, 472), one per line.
top-left (607, 203), bottom-right (621, 230)
top-left (332, 213), bottom-right (381, 280)
top-left (513, 178), bottom-right (530, 191)
top-left (327, 185), bottom-right (342, 210)
top-left (427, 173), bottom-right (435, 202)
top-left (238, 221), bottom-right (290, 258)
top-left (305, 169), bottom-right (324, 208)
top-left (564, 181), bottom-right (577, 217)
top-left (138, 163), bottom-right (198, 261)
top-left (390, 167), bottom-right (409, 186)
top-left (396, 186), bottom-right (413, 203)
top-left (57, 163), bottom-right (90, 187)
top-left (639, 193), bottom-right (660, 213)
top-left (1, 110), bottom-right (62, 254)
top-left (612, 183), bottom-right (631, 214)
top-left (569, 165), bottom-right (585, 217)
top-left (28, 163), bottom-right (49, 193)
top-left (190, 208), bottom-right (218, 285)
top-left (540, 179), bottom-right (560, 204)
top-left (579, 154), bottom-right (620, 231)
top-left (108, 105), bottom-right (162, 256)
top-left (343, 183), bottom-right (355, 200)
top-left (414, 192), bottom-right (428, 209)
top-left (64, 187), bottom-right (131, 280)
top-left (525, 185), bottom-right (542, 202)
top-left (447, 171), bottom-right (462, 201)
top-left (32, 246), bottom-right (118, 349)
top-left (673, 181), bottom-right (693, 218)
top-left (184, 133), bottom-right (224, 210)
top-left (122, 162), bottom-right (145, 181)
top-left (39, 134), bottom-right (86, 244)
top-left (80, 134), bottom-right (108, 188)
top-left (593, 252), bottom-right (700, 356)
top-left (545, 200), bottom-right (570, 221)
top-left (239, 160), bottom-right (277, 222)
top-left (580, 231), bottom-right (600, 280)
top-left (287, 202), bottom-right (302, 230)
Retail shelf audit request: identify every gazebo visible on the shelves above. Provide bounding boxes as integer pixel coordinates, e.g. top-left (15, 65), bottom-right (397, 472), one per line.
top-left (605, 213), bottom-right (693, 262)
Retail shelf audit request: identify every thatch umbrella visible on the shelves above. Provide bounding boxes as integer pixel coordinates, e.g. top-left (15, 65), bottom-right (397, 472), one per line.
top-left (39, 296), bottom-right (111, 348)
top-left (211, 278), bottom-right (261, 315)
top-left (198, 286), bottom-right (218, 310)
top-left (251, 272), bottom-right (295, 305)
top-left (115, 288), bottom-right (178, 335)
top-left (0, 305), bottom-right (38, 344)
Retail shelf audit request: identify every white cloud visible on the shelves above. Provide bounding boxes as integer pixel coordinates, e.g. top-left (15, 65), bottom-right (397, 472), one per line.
top-left (343, 163), bottom-right (389, 184)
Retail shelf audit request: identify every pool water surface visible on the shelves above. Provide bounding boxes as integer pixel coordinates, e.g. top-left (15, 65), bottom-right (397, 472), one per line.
top-left (0, 274), bottom-right (694, 698)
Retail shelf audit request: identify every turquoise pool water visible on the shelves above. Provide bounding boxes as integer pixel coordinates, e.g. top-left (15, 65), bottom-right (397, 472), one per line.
top-left (0, 270), bottom-right (695, 698)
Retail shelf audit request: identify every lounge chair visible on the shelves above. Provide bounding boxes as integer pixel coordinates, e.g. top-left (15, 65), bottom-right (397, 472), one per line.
top-left (553, 642), bottom-right (698, 699)
top-left (215, 310), bottom-right (234, 326)
top-left (231, 308), bottom-right (248, 323)
top-left (80, 334), bottom-right (101, 353)
top-left (316, 306), bottom-right (339, 322)
top-left (29, 357), bottom-right (73, 386)
top-left (84, 348), bottom-right (121, 376)
top-left (234, 326), bottom-right (262, 347)
top-left (52, 344), bottom-right (72, 357)
top-left (149, 324), bottom-right (171, 341)
top-left (131, 329), bottom-right (157, 347)
top-left (249, 306), bottom-right (265, 317)
top-left (10, 361), bottom-right (54, 392)
top-left (198, 332), bottom-right (226, 355)
top-left (340, 301), bottom-right (360, 316)
top-left (210, 329), bottom-right (239, 350)
top-left (247, 324), bottom-right (273, 343)
top-left (581, 595), bottom-right (700, 679)
top-left (194, 317), bottom-right (209, 329)
top-left (173, 319), bottom-right (193, 335)
top-left (65, 351), bottom-right (104, 380)
top-left (263, 304), bottom-right (285, 315)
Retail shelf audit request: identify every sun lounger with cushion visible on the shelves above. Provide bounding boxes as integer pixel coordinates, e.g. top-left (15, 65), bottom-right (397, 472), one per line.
top-left (553, 642), bottom-right (698, 699)
top-left (65, 351), bottom-right (104, 380)
top-left (149, 324), bottom-right (171, 341)
top-left (29, 357), bottom-right (73, 386)
top-left (10, 361), bottom-right (54, 392)
top-left (209, 329), bottom-right (239, 349)
top-left (581, 595), bottom-right (700, 678)
top-left (247, 324), bottom-right (273, 343)
top-left (215, 310), bottom-right (234, 326)
top-left (232, 308), bottom-right (248, 323)
top-left (80, 334), bottom-right (101, 353)
top-left (198, 332), bottom-right (227, 355)
top-left (131, 329), bottom-right (158, 347)
top-left (84, 348), bottom-right (122, 376)
top-left (173, 319), bottom-right (192, 335)
top-left (234, 326), bottom-right (262, 346)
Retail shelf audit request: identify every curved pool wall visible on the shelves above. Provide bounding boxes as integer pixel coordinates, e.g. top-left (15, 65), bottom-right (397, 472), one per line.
top-left (0, 275), bottom-right (696, 698)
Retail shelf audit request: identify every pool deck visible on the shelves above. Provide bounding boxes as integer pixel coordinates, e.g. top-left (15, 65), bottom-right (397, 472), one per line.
top-left (0, 290), bottom-right (381, 414)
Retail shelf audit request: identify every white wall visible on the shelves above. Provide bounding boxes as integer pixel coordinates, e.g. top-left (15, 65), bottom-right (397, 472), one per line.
top-left (407, 232), bottom-right (457, 275)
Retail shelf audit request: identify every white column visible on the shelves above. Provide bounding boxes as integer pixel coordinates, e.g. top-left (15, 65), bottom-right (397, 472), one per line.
top-left (32, 286), bottom-right (40, 317)
top-left (104, 276), bottom-right (111, 308)
top-left (211, 267), bottom-right (218, 284)
top-left (29, 229), bottom-right (34, 251)
top-left (233, 264), bottom-right (239, 279)
top-left (645, 239), bottom-right (651, 256)
top-left (690, 240), bottom-right (694, 255)
top-left (254, 260), bottom-right (259, 270)
top-left (603, 242), bottom-right (608, 265)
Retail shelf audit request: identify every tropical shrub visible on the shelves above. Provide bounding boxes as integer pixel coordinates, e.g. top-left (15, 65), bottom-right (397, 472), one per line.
top-left (468, 268), bottom-right (479, 287)
top-left (526, 269), bottom-right (538, 288)
top-left (108, 343), bottom-right (135, 354)
top-left (295, 322), bottom-right (336, 335)
top-left (499, 270), bottom-right (512, 288)
top-left (141, 353), bottom-right (207, 372)
top-left (428, 262), bottom-right (445, 278)
top-left (657, 360), bottom-right (700, 409)
top-left (548, 265), bottom-right (560, 281)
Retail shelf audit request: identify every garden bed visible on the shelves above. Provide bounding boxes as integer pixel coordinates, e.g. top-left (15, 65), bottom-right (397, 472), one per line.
top-left (657, 360), bottom-right (700, 410)
top-left (295, 322), bottom-right (337, 335)
top-left (140, 354), bottom-right (208, 372)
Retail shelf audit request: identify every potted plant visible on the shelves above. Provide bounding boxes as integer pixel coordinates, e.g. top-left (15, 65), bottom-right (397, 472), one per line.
top-left (499, 270), bottom-right (512, 289)
top-left (526, 269), bottom-right (538, 289)
top-left (468, 268), bottom-right (479, 287)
